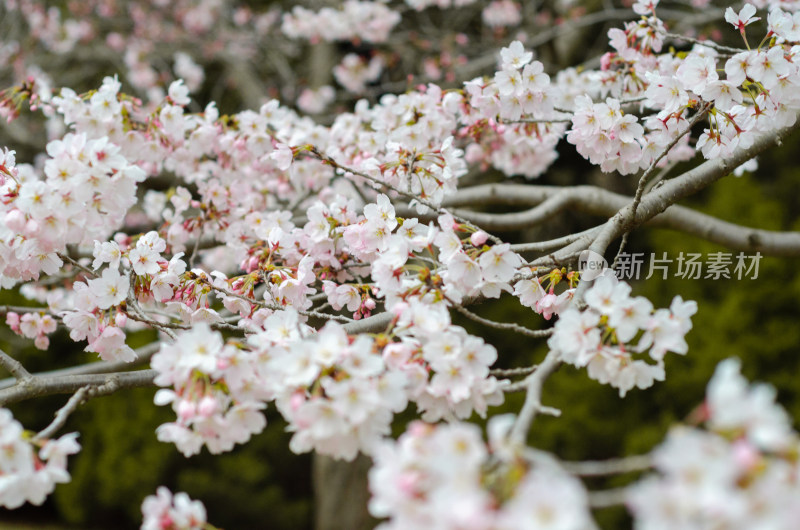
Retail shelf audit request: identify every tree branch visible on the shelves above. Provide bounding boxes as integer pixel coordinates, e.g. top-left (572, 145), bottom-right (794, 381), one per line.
top-left (0, 342), bottom-right (161, 391)
top-left (34, 386), bottom-right (90, 441)
top-left (0, 348), bottom-right (32, 380)
top-left (588, 487), bottom-right (631, 509)
top-left (561, 454), bottom-right (653, 476)
top-left (509, 351), bottom-right (562, 444)
top-left (587, 113), bottom-right (800, 260)
top-left (448, 182), bottom-right (800, 256)
top-left (450, 302), bottom-right (553, 339)
top-left (0, 369), bottom-right (157, 406)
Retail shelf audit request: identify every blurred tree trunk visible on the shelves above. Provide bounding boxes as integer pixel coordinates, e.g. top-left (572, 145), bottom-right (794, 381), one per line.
top-left (313, 454), bottom-right (376, 530)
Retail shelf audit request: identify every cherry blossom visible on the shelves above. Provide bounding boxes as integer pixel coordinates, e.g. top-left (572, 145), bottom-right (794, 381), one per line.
top-left (1, 0), bottom-right (800, 525)
top-left (628, 359), bottom-right (800, 529)
top-left (725, 4), bottom-right (761, 33)
top-left (549, 274), bottom-right (696, 396)
top-left (141, 487), bottom-right (208, 530)
top-left (368, 419), bottom-right (594, 529)
top-left (0, 409), bottom-right (80, 509)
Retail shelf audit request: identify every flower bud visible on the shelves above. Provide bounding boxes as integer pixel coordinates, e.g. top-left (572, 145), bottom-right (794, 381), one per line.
top-left (197, 395), bottom-right (218, 417)
top-left (5, 209), bottom-right (26, 232)
top-left (470, 231), bottom-right (489, 246)
top-left (177, 399), bottom-right (197, 421)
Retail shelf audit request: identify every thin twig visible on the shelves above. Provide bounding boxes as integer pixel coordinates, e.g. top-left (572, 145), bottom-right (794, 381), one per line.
top-left (501, 117), bottom-right (573, 124)
top-left (509, 351), bottom-right (562, 443)
top-left (0, 305), bottom-right (56, 316)
top-left (305, 146), bottom-right (503, 245)
top-left (561, 454), bottom-right (653, 476)
top-left (451, 302), bottom-right (553, 339)
top-left (189, 213), bottom-right (205, 269)
top-left (613, 103), bottom-right (712, 264)
top-left (511, 226), bottom-right (603, 253)
top-left (657, 29), bottom-right (745, 54)
top-left (490, 365), bottom-right (538, 377)
top-left (34, 386), bottom-right (90, 440)
top-left (127, 274), bottom-right (178, 340)
top-left (203, 277), bottom-right (355, 324)
top-left (56, 252), bottom-right (97, 278)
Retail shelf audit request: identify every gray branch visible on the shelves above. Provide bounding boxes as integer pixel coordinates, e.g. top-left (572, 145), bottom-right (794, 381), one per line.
top-left (447, 178), bottom-right (800, 257)
top-left (508, 351), bottom-right (562, 444)
top-left (561, 454), bottom-right (653, 476)
top-left (588, 115), bottom-right (800, 259)
top-left (0, 369), bottom-right (157, 407)
top-left (0, 348), bottom-right (32, 380)
top-left (0, 341), bottom-right (160, 391)
top-left (34, 386), bottom-right (90, 441)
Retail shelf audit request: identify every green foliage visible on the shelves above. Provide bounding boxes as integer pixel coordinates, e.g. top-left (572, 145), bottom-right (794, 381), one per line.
top-left (50, 390), bottom-right (312, 529)
top-left (175, 414), bottom-right (312, 530)
top-left (54, 387), bottom-right (176, 526)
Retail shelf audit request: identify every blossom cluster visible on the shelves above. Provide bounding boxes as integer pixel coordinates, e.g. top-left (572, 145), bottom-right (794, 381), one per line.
top-left (151, 323), bottom-right (268, 457)
top-left (151, 303), bottom-right (507, 461)
top-left (5, 310), bottom-right (57, 350)
top-left (333, 54), bottom-right (385, 94)
top-left (0, 408), bottom-right (81, 509)
top-left (513, 269), bottom-right (576, 321)
top-left (3, 0), bottom-right (271, 101)
top-left (548, 274), bottom-right (697, 396)
top-left (250, 316), bottom-right (408, 461)
top-left (140, 486), bottom-right (207, 530)
top-left (0, 92), bottom-right (145, 285)
top-left (368, 419), bottom-right (594, 529)
top-left (390, 299), bottom-right (507, 422)
top-left (460, 41), bottom-right (570, 179)
top-left (628, 358), bottom-right (800, 528)
top-left (281, 2), bottom-right (401, 44)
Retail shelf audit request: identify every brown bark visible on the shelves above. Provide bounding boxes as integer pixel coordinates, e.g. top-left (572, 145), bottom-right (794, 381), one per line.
top-left (313, 453), bottom-right (377, 530)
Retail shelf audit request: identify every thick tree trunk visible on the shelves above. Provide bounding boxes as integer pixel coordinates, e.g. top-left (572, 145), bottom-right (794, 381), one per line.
top-left (313, 453), bottom-right (376, 530)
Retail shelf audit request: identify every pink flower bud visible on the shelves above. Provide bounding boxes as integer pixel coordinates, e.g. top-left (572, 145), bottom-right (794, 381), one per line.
top-left (6, 311), bottom-right (20, 330)
top-left (290, 392), bottom-right (305, 412)
top-left (115, 313), bottom-right (128, 327)
top-left (106, 32), bottom-right (125, 50)
top-left (364, 298), bottom-right (376, 310)
top-left (160, 514), bottom-right (174, 529)
top-left (392, 301), bottom-right (409, 317)
top-left (732, 439), bottom-right (760, 471)
top-left (470, 231), bottom-right (489, 246)
top-left (198, 395), bottom-right (218, 417)
top-left (24, 219), bottom-right (39, 236)
top-left (34, 334), bottom-right (50, 350)
top-left (113, 232), bottom-right (130, 246)
top-left (600, 52), bottom-right (613, 71)
top-left (5, 209), bottom-right (26, 232)
top-left (397, 472), bottom-right (420, 496)
top-left (177, 399), bottom-right (197, 421)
